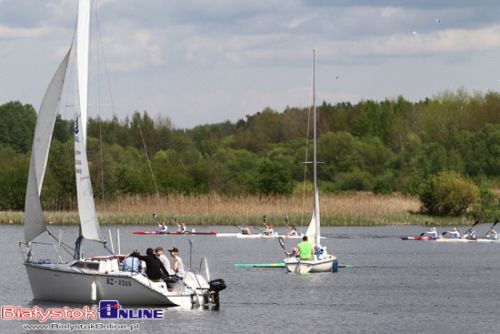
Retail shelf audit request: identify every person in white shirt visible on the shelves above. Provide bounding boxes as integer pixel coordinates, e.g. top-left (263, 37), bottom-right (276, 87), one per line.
top-left (157, 223), bottom-right (168, 232)
top-left (445, 227), bottom-right (460, 239)
top-left (155, 246), bottom-right (173, 276)
top-left (422, 227), bottom-right (439, 239)
top-left (177, 223), bottom-right (187, 233)
top-left (463, 229), bottom-right (476, 240)
top-left (168, 247), bottom-right (185, 280)
top-left (485, 229), bottom-right (498, 240)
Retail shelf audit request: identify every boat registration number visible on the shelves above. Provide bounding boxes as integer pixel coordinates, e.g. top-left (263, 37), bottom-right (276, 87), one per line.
top-left (106, 278), bottom-right (132, 287)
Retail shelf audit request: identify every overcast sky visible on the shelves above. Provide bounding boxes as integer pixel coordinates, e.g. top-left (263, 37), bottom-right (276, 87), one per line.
top-left (1, 0), bottom-right (499, 128)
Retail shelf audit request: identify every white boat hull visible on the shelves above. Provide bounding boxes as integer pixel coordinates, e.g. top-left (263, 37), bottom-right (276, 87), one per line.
top-left (216, 233), bottom-right (311, 239)
top-left (283, 255), bottom-right (338, 274)
top-left (25, 262), bottom-right (207, 307)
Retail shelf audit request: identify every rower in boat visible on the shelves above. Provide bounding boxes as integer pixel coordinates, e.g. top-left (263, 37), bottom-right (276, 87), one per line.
top-left (463, 229), bottom-right (476, 240)
top-left (422, 227), bottom-right (440, 239)
top-left (484, 220), bottom-right (499, 240)
top-left (177, 222), bottom-right (188, 234)
top-left (240, 226), bottom-right (252, 235)
top-left (485, 229), bottom-right (498, 240)
top-left (444, 227), bottom-right (460, 239)
top-left (287, 224), bottom-right (298, 237)
top-left (263, 223), bottom-right (274, 236)
top-left (158, 222), bottom-right (169, 232)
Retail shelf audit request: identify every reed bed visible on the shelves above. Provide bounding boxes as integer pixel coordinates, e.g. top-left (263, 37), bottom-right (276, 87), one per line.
top-left (0, 193), bottom-right (474, 226)
top-left (97, 192), bottom-right (420, 216)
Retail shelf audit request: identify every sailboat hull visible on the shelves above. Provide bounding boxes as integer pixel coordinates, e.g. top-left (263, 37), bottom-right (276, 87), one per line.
top-left (25, 262), bottom-right (203, 307)
top-left (283, 255), bottom-right (338, 273)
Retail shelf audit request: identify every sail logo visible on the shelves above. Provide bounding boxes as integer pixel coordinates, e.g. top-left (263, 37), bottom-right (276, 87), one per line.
top-left (74, 118), bottom-right (79, 134)
top-left (98, 300), bottom-right (164, 320)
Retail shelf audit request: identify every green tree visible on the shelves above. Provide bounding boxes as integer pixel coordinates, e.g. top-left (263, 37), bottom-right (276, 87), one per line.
top-left (419, 171), bottom-right (480, 216)
top-left (257, 159), bottom-right (293, 196)
top-left (0, 101), bottom-right (37, 153)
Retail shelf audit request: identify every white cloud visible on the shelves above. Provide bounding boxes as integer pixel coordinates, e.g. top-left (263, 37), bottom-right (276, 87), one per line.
top-left (285, 13), bottom-right (318, 30)
top-left (97, 26), bottom-right (166, 72)
top-left (0, 24), bottom-right (49, 39)
top-left (380, 7), bottom-right (402, 17)
top-left (2, 0), bottom-right (500, 128)
top-left (307, 24), bottom-right (500, 62)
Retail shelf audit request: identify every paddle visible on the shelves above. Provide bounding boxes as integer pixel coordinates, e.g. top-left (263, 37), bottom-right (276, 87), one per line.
top-left (254, 225), bottom-right (264, 233)
top-left (235, 225), bottom-right (247, 234)
top-left (463, 220), bottom-right (480, 238)
top-left (484, 220), bottom-right (499, 238)
top-left (419, 222), bottom-right (430, 237)
top-left (278, 236), bottom-right (293, 257)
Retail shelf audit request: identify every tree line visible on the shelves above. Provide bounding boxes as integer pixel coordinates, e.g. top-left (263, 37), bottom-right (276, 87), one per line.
top-left (0, 89), bottom-right (498, 217)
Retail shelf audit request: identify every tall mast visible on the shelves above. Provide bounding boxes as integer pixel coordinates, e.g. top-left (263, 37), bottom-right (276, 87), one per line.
top-left (312, 49), bottom-right (321, 247)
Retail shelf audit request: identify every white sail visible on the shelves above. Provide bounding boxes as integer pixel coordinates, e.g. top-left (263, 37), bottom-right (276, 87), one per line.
top-left (24, 49), bottom-right (71, 244)
top-left (306, 188), bottom-right (321, 246)
top-left (74, 0), bottom-right (102, 242)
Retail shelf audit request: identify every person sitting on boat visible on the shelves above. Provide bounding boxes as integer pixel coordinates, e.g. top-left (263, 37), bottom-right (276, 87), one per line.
top-left (240, 227), bottom-right (252, 235)
top-left (131, 248), bottom-right (170, 282)
top-left (296, 236), bottom-right (315, 260)
top-left (463, 229), bottom-right (477, 240)
top-left (445, 227), bottom-right (460, 239)
top-left (263, 223), bottom-right (274, 236)
top-left (177, 222), bottom-right (187, 234)
top-left (158, 222), bottom-right (168, 232)
top-left (168, 247), bottom-right (185, 281)
top-left (155, 246), bottom-right (173, 275)
top-left (422, 227), bottom-right (439, 239)
top-left (287, 225), bottom-right (298, 237)
top-left (485, 229), bottom-right (498, 240)
top-left (122, 250), bottom-right (142, 273)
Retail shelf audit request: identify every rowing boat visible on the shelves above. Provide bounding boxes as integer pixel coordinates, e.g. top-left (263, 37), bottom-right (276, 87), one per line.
top-left (216, 233), bottom-right (302, 239)
top-left (234, 263), bottom-right (286, 268)
top-left (402, 236), bottom-right (499, 243)
top-left (133, 230), bottom-right (216, 235)
top-left (234, 263), bottom-right (353, 269)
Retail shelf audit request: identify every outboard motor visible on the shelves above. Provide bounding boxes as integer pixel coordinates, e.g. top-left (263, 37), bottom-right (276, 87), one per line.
top-left (209, 279), bottom-right (226, 307)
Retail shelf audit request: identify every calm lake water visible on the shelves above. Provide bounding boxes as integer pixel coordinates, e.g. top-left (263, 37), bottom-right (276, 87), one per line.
top-left (1, 224), bottom-right (499, 333)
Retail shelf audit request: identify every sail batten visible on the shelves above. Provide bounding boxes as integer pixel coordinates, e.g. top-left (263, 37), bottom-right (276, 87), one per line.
top-left (24, 49), bottom-right (71, 244)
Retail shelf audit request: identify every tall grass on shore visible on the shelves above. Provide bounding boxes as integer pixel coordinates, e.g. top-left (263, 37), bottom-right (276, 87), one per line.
top-left (0, 193), bottom-right (476, 226)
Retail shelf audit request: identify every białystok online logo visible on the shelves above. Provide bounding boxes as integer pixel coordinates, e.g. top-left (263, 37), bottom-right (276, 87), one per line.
top-left (1, 300), bottom-right (164, 323)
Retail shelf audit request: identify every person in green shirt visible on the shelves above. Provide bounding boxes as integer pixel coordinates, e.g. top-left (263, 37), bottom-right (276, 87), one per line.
top-left (297, 236), bottom-right (314, 260)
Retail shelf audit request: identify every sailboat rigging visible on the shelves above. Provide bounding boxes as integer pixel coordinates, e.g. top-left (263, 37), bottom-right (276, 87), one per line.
top-left (21, 0), bottom-right (225, 307)
top-left (283, 50), bottom-right (339, 274)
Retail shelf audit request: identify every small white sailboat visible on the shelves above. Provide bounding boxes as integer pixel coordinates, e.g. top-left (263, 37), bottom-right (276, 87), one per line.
top-left (21, 0), bottom-right (225, 307)
top-left (283, 50), bottom-right (338, 274)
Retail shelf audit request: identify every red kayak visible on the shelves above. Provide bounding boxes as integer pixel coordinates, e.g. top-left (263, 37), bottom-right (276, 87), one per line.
top-left (133, 230), bottom-right (217, 235)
